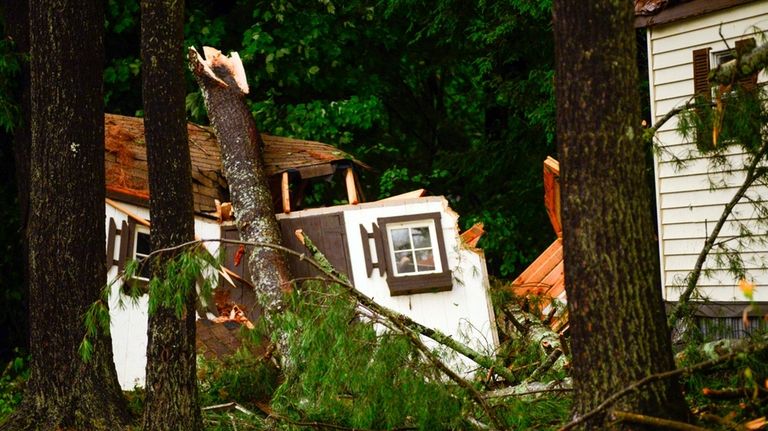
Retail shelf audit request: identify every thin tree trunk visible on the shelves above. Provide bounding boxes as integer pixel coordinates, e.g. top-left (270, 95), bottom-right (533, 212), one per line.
top-left (0, 1), bottom-right (130, 429)
top-left (188, 47), bottom-right (292, 314)
top-left (140, 1), bottom-right (201, 430)
top-left (552, 1), bottom-right (688, 428)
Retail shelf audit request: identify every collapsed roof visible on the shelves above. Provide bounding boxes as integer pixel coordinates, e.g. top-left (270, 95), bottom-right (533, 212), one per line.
top-left (104, 113), bottom-right (369, 214)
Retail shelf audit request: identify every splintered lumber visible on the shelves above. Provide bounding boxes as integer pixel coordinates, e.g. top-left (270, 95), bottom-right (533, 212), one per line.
top-left (281, 172), bottom-right (290, 214)
top-left (345, 168), bottom-right (359, 205)
top-left (189, 46), bottom-right (292, 313)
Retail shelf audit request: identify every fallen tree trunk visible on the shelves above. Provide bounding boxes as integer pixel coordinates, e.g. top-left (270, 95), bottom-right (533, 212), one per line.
top-left (188, 46), bottom-right (291, 314)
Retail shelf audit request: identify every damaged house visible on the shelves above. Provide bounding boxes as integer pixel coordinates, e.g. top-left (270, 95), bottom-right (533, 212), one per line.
top-left (103, 114), bottom-right (498, 389)
top-left (636, 0), bottom-right (768, 335)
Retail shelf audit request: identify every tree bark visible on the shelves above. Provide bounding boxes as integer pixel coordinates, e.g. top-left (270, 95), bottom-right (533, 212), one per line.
top-left (188, 47), bottom-right (292, 314)
top-left (0, 1), bottom-right (130, 429)
top-left (140, 2), bottom-right (201, 430)
top-left (552, 1), bottom-right (688, 428)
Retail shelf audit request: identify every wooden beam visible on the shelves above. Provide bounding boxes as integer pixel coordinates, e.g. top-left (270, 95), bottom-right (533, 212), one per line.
top-left (281, 171), bottom-right (290, 214)
top-left (345, 168), bottom-right (359, 205)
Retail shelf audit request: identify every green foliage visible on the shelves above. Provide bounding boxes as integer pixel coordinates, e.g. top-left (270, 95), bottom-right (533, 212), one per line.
top-left (680, 344), bottom-right (768, 426)
top-left (80, 248), bottom-right (218, 361)
top-left (268, 281), bottom-right (471, 430)
top-left (0, 36), bottom-right (21, 132)
top-left (198, 350), bottom-right (279, 408)
top-left (678, 87), bottom-right (767, 156)
top-left (0, 352), bottom-right (28, 422)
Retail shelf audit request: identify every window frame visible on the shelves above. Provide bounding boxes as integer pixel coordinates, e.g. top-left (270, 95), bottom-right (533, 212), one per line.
top-left (132, 226), bottom-right (152, 282)
top-left (377, 212), bottom-right (452, 296)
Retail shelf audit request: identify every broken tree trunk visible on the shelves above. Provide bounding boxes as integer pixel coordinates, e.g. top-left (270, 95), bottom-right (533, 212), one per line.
top-left (189, 46), bottom-right (291, 314)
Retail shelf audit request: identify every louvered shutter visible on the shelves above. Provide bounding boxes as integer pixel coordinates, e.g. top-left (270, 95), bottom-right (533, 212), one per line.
top-left (106, 217), bottom-right (117, 271)
top-left (117, 219), bottom-right (135, 272)
top-left (692, 47), bottom-right (711, 96)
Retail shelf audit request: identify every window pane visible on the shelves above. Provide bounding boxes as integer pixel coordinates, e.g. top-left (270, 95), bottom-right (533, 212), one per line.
top-left (138, 257), bottom-right (152, 279)
top-left (415, 249), bottom-right (435, 272)
top-left (136, 232), bottom-right (151, 255)
top-left (394, 251), bottom-right (415, 274)
top-left (411, 227), bottom-right (432, 248)
top-left (391, 228), bottom-right (411, 251)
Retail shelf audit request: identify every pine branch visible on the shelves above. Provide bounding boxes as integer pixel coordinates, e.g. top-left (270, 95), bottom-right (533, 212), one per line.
top-left (142, 237), bottom-right (519, 384)
top-left (612, 411), bottom-right (708, 431)
top-left (710, 40), bottom-right (768, 85)
top-left (668, 140), bottom-right (768, 325)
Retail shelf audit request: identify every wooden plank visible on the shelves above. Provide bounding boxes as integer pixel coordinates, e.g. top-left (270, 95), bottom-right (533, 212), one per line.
top-left (345, 168), bottom-right (359, 205)
top-left (281, 171), bottom-right (291, 214)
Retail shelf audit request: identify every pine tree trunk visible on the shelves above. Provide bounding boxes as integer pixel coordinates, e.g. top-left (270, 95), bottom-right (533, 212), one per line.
top-left (140, 2), bottom-right (201, 430)
top-left (552, 2), bottom-right (689, 428)
top-left (0, 2), bottom-right (130, 429)
top-left (189, 47), bottom-right (292, 314)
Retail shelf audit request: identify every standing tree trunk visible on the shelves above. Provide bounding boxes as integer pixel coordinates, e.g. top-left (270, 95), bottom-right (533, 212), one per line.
top-left (188, 47), bottom-right (291, 314)
top-left (0, 1), bottom-right (130, 429)
top-left (140, 1), bottom-right (201, 430)
top-left (552, 1), bottom-right (688, 428)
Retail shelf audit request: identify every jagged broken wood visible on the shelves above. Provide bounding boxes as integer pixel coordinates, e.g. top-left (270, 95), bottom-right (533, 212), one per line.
top-left (188, 46), bottom-right (292, 314)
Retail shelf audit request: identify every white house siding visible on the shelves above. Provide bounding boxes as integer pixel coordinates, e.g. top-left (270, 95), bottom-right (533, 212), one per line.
top-left (647, 1), bottom-right (768, 302)
top-left (277, 197), bottom-right (499, 371)
top-left (105, 201), bottom-right (221, 389)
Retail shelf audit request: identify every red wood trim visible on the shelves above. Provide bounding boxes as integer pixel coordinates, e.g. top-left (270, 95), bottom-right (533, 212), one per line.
top-left (693, 47), bottom-right (711, 96)
top-left (635, 0), bottom-right (756, 28)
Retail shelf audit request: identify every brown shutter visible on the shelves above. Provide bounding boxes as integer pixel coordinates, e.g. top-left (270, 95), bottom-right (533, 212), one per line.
top-left (692, 47), bottom-right (711, 96)
top-left (735, 38), bottom-right (758, 91)
top-left (117, 219), bottom-right (135, 272)
top-left (106, 217), bottom-right (117, 271)
top-left (360, 223), bottom-right (386, 277)
top-left (278, 213), bottom-right (353, 280)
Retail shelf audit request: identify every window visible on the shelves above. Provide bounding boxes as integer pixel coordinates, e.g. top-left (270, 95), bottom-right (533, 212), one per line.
top-left (133, 228), bottom-right (152, 281)
top-left (376, 213), bottom-right (452, 296)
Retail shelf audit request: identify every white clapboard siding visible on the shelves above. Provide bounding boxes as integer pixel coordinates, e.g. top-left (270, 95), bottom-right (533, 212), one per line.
top-left (647, 1), bottom-right (768, 302)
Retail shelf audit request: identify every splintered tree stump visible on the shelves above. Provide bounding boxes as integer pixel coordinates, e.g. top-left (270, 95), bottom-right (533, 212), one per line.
top-left (189, 46), bottom-right (291, 314)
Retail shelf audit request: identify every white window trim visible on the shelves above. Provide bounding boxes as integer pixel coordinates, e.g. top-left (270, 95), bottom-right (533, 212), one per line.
top-left (384, 219), bottom-right (443, 277)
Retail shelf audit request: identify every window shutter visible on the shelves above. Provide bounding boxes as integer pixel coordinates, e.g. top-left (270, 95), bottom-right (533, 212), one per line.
top-left (106, 217), bottom-right (117, 271)
top-left (692, 47), bottom-right (711, 96)
top-left (360, 223), bottom-right (386, 277)
top-left (117, 219), bottom-right (135, 272)
top-left (735, 38), bottom-right (758, 91)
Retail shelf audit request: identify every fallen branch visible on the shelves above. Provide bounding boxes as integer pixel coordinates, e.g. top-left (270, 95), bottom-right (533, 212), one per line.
top-left (140, 237), bottom-right (519, 384)
top-left (202, 402), bottom-right (254, 416)
top-left (558, 341), bottom-right (768, 431)
top-left (668, 140), bottom-right (768, 326)
top-left (523, 348), bottom-right (563, 384)
top-left (612, 411), bottom-right (708, 431)
top-left (295, 230), bottom-right (507, 430)
top-left (710, 40), bottom-right (768, 85)
top-left (485, 378), bottom-right (572, 399)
